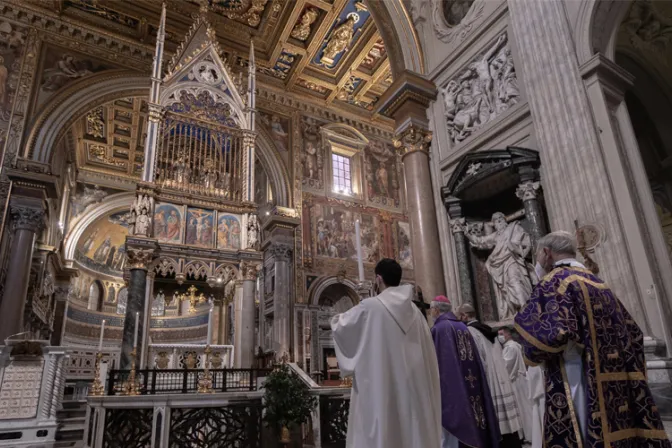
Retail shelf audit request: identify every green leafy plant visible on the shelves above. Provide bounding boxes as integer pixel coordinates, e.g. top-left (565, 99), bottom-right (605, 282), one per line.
top-left (262, 364), bottom-right (318, 430)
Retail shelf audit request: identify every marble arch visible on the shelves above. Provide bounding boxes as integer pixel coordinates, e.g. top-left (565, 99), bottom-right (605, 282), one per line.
top-left (575, 0), bottom-right (632, 64)
top-left (308, 276), bottom-right (360, 307)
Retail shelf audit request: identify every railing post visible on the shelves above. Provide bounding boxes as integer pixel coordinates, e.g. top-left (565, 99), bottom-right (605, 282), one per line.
top-left (107, 370), bottom-right (115, 396)
top-left (151, 370), bottom-right (157, 395)
top-left (143, 370), bottom-right (150, 394)
top-left (223, 369), bottom-right (227, 393)
top-left (182, 370), bottom-right (188, 394)
top-left (249, 369), bottom-right (254, 391)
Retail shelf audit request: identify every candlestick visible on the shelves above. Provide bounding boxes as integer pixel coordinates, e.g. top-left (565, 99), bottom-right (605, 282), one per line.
top-left (355, 220), bottom-right (364, 282)
top-left (98, 319), bottom-right (106, 351)
top-left (133, 312), bottom-right (139, 347)
top-left (207, 307), bottom-right (213, 345)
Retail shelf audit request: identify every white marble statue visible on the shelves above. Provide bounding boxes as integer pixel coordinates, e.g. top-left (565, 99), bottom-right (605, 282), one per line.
top-left (246, 213), bottom-right (259, 250)
top-left (464, 212), bottom-right (533, 320)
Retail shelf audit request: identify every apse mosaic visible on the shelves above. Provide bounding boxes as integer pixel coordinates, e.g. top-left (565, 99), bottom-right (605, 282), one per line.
top-left (216, 214), bottom-right (242, 250)
top-left (313, 204), bottom-right (380, 263)
top-left (76, 211), bottom-right (129, 276)
top-left (153, 203), bottom-right (184, 244)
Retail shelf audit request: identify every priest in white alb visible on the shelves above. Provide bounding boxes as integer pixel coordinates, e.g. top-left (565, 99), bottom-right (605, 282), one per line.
top-left (331, 258), bottom-right (441, 448)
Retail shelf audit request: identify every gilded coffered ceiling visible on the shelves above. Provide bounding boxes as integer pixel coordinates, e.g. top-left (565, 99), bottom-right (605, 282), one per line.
top-left (31, 0), bottom-right (393, 116)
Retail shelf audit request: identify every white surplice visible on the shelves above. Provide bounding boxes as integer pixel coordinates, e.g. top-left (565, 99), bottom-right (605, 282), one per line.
top-left (331, 284), bottom-right (442, 448)
top-left (527, 365), bottom-right (545, 448)
top-left (468, 326), bottom-right (522, 436)
top-left (503, 339), bottom-right (533, 441)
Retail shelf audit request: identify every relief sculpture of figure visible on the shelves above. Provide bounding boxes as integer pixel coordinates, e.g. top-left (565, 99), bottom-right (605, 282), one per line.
top-left (291, 8), bottom-right (319, 41)
top-left (321, 13), bottom-right (358, 65)
top-left (464, 212), bottom-right (533, 321)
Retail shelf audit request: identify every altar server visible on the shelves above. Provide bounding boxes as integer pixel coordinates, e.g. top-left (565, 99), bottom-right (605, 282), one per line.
top-left (331, 258), bottom-right (441, 448)
top-left (515, 231), bottom-right (671, 447)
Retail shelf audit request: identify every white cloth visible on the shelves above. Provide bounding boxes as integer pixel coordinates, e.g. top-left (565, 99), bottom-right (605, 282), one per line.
top-left (441, 428), bottom-right (459, 448)
top-left (331, 284), bottom-right (442, 448)
top-left (502, 340), bottom-right (533, 441)
top-left (467, 326), bottom-right (522, 435)
top-left (527, 365), bottom-right (545, 448)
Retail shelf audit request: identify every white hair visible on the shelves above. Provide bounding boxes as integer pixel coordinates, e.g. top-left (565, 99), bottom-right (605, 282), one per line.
top-left (537, 231), bottom-right (577, 256)
top-left (430, 301), bottom-right (452, 314)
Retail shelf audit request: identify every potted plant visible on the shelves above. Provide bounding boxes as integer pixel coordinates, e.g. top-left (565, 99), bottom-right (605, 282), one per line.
top-left (263, 363), bottom-right (318, 445)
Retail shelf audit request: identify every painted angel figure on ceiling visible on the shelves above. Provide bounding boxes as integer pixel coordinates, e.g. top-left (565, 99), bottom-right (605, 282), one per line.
top-left (321, 13), bottom-right (360, 67)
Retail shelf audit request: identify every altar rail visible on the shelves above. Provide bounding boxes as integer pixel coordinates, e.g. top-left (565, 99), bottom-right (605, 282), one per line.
top-left (84, 386), bottom-right (350, 448)
top-left (147, 343), bottom-right (234, 369)
top-left (106, 368), bottom-right (271, 395)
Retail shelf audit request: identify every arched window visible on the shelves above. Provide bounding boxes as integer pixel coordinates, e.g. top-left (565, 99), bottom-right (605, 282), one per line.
top-left (88, 281), bottom-right (103, 311)
top-left (116, 287), bottom-right (128, 315)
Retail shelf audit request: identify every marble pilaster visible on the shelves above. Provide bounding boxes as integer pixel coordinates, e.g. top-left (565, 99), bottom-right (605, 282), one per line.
top-left (232, 281), bottom-right (243, 366)
top-left (0, 205), bottom-right (45, 342)
top-left (508, 0), bottom-right (651, 334)
top-left (120, 247), bottom-right (154, 369)
top-left (238, 262), bottom-right (260, 368)
top-left (394, 124), bottom-right (446, 302)
top-left (271, 242), bottom-right (292, 358)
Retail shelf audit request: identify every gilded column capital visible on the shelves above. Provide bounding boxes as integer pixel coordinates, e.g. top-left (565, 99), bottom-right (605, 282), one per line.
top-left (241, 261), bottom-right (261, 281)
top-left (242, 131), bottom-right (256, 148)
top-left (10, 205), bottom-right (45, 233)
top-left (515, 180), bottom-right (541, 201)
top-left (393, 125), bottom-right (432, 158)
top-left (125, 247), bottom-right (155, 270)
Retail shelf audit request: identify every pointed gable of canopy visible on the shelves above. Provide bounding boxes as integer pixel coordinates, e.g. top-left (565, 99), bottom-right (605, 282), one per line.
top-left (160, 10), bottom-right (248, 129)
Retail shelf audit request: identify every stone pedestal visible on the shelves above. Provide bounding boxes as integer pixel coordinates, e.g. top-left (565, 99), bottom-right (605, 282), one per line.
top-left (120, 247), bottom-right (154, 369)
top-left (0, 205), bottom-right (44, 342)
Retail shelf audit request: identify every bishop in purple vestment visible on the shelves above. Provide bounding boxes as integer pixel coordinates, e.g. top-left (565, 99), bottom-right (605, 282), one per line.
top-left (430, 295), bottom-right (500, 448)
top-left (515, 231), bottom-right (671, 448)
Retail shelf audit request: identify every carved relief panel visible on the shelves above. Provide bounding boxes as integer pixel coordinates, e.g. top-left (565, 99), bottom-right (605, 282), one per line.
top-left (440, 33), bottom-right (519, 146)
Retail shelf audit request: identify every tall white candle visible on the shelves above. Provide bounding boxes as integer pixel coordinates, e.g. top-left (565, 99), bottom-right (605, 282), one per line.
top-left (133, 312), bottom-right (139, 348)
top-left (355, 220), bottom-right (364, 282)
top-left (207, 307), bottom-right (213, 345)
top-left (98, 320), bottom-right (106, 351)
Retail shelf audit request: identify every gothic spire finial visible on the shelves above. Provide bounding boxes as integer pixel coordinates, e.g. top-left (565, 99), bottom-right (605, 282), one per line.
top-left (199, 0), bottom-right (209, 16)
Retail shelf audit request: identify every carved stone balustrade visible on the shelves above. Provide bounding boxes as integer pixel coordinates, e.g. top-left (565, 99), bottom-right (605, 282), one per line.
top-left (0, 340), bottom-right (69, 446)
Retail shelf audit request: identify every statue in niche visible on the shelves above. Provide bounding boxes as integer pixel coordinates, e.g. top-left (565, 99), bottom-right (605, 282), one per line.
top-left (463, 212), bottom-right (533, 321)
top-left (246, 213), bottom-right (260, 250)
top-left (440, 34), bottom-right (519, 144)
top-left (321, 13), bottom-right (359, 66)
top-left (303, 141), bottom-right (318, 180)
top-left (301, 116), bottom-right (324, 187)
top-left (291, 8), bottom-right (319, 41)
top-left (443, 0), bottom-right (475, 27)
top-left (202, 158), bottom-right (218, 191)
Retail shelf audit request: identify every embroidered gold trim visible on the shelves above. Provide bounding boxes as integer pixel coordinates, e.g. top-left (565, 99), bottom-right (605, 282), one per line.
top-left (558, 274), bottom-right (608, 295)
top-left (605, 428), bottom-right (669, 443)
top-left (598, 372), bottom-right (645, 382)
top-left (514, 322), bottom-right (566, 354)
top-left (580, 281), bottom-right (611, 448)
top-left (560, 361), bottom-right (584, 448)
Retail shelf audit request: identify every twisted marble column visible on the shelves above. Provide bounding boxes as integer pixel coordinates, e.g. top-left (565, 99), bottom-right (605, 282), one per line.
top-left (508, 0), bottom-right (645, 328)
top-left (394, 125), bottom-right (446, 302)
top-left (0, 205), bottom-right (44, 342)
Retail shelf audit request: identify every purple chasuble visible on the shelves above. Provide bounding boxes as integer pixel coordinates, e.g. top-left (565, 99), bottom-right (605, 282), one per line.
top-left (431, 312), bottom-right (500, 448)
top-left (516, 267), bottom-right (671, 448)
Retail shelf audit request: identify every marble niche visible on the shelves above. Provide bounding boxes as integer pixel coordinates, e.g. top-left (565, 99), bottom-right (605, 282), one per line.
top-left (442, 147), bottom-right (547, 325)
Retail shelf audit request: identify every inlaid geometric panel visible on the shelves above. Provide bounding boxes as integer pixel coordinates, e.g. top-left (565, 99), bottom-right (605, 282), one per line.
top-left (0, 361), bottom-right (44, 420)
